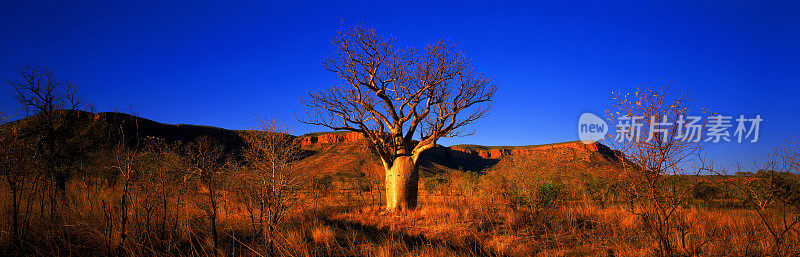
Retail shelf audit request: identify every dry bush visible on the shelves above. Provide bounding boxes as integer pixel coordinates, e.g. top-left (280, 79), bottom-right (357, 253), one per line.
top-left (236, 117), bottom-right (304, 253)
top-left (726, 140), bottom-right (800, 255)
top-left (606, 82), bottom-right (710, 256)
top-left (0, 114), bottom-right (36, 248)
top-left (183, 135), bottom-right (230, 255)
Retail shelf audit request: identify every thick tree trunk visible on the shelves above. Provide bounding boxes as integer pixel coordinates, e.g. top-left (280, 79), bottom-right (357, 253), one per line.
top-left (385, 156), bottom-right (419, 211)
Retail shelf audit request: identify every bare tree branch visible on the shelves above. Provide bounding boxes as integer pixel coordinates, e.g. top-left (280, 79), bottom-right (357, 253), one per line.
top-left (299, 25), bottom-right (496, 167)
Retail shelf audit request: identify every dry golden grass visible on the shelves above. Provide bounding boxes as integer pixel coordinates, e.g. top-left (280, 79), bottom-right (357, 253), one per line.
top-left (1, 172), bottom-right (798, 256)
top-left (329, 190), bottom-right (799, 257)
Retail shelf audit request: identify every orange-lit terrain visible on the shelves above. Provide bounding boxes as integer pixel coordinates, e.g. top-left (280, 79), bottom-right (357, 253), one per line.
top-left (2, 4), bottom-right (799, 255)
top-left (2, 111), bottom-right (797, 256)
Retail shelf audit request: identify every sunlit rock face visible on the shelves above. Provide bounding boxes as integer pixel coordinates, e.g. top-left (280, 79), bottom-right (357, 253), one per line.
top-left (299, 132), bottom-right (620, 165)
top-left (449, 141), bottom-right (613, 160)
top-left (302, 132), bottom-right (365, 145)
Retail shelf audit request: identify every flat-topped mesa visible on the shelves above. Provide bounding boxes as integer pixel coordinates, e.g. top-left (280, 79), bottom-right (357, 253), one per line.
top-left (300, 132), bottom-right (365, 146)
top-left (299, 132), bottom-right (618, 161)
top-left (450, 141), bottom-right (614, 159)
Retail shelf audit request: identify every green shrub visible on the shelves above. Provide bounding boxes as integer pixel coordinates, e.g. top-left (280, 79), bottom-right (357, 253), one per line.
top-left (584, 176), bottom-right (615, 206)
top-left (535, 179), bottom-right (565, 209)
top-left (506, 177), bottom-right (565, 212)
top-left (424, 176), bottom-right (448, 193)
top-left (764, 171), bottom-right (800, 207)
top-left (693, 182), bottom-right (721, 201)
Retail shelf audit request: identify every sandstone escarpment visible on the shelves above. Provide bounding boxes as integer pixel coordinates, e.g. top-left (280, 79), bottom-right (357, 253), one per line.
top-left (450, 141), bottom-right (615, 159)
top-left (300, 132), bottom-right (365, 146)
top-left (300, 132), bottom-right (619, 162)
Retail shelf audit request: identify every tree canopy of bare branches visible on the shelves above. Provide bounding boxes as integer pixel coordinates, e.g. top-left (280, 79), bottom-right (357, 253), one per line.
top-left (301, 25), bottom-right (496, 211)
top-left (10, 64), bottom-right (83, 115)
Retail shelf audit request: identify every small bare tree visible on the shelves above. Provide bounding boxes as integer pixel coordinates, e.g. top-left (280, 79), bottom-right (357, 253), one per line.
top-left (10, 64), bottom-right (83, 115)
top-left (108, 117), bottom-right (142, 251)
top-left (301, 25), bottom-right (496, 211)
top-left (140, 137), bottom-right (187, 242)
top-left (184, 136), bottom-right (228, 255)
top-left (8, 64), bottom-right (102, 228)
top-left (238, 118), bottom-right (302, 252)
top-left (730, 140), bottom-right (800, 255)
top-left (606, 82), bottom-right (709, 256)
top-left (0, 114), bottom-right (36, 247)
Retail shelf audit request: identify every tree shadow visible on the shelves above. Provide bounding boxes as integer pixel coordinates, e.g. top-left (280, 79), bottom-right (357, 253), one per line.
top-left (318, 215), bottom-right (501, 257)
top-left (294, 149), bottom-right (318, 162)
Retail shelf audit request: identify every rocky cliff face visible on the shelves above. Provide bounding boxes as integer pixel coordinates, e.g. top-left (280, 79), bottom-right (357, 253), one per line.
top-left (300, 132), bottom-right (365, 146)
top-left (300, 132), bottom-right (619, 162)
top-left (451, 142), bottom-right (618, 160)
top-left (449, 142), bottom-right (606, 159)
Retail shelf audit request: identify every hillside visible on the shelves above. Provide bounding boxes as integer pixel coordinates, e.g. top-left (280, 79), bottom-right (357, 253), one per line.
top-left (3, 110), bottom-right (625, 178)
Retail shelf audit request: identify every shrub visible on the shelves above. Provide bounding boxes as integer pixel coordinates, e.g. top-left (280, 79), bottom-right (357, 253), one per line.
top-left (506, 176), bottom-right (565, 213)
top-left (584, 176), bottom-right (615, 206)
top-left (423, 176), bottom-right (448, 193)
top-left (313, 174), bottom-right (335, 197)
top-left (534, 178), bottom-right (565, 209)
top-left (693, 182), bottom-right (721, 202)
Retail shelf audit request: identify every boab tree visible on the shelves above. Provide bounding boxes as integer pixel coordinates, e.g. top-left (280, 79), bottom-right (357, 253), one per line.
top-left (301, 25), bottom-right (496, 211)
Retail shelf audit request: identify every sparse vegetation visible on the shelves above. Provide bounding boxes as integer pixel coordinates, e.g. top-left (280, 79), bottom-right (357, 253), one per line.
top-left (1, 115), bottom-right (799, 257)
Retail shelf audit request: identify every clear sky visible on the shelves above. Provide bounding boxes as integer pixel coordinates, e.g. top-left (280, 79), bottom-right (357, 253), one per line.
top-left (1, 1), bottom-right (798, 170)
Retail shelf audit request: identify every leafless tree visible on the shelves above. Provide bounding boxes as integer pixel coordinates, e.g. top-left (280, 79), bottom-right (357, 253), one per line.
top-left (606, 81), bottom-right (709, 256)
top-left (184, 136), bottom-right (228, 255)
top-left (729, 140), bottom-right (800, 255)
top-left (301, 25), bottom-right (496, 211)
top-left (8, 64), bottom-right (97, 223)
top-left (238, 118), bottom-right (302, 253)
top-left (140, 137), bottom-right (187, 243)
top-left (0, 114), bottom-right (37, 247)
top-left (107, 117), bottom-right (142, 252)
top-left (10, 64), bottom-right (82, 115)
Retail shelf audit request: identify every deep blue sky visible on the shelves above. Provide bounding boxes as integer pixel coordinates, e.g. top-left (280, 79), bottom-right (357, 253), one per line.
top-left (1, 1), bottom-right (798, 169)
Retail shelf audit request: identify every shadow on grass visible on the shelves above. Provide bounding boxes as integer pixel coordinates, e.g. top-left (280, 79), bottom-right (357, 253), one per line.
top-left (318, 215), bottom-right (502, 257)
